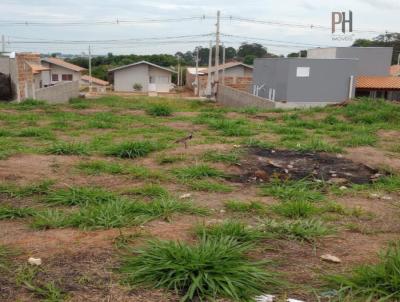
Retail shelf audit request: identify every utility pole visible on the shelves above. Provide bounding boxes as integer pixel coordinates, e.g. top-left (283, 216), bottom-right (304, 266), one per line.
top-left (222, 43), bottom-right (226, 85)
top-left (206, 40), bottom-right (213, 97)
top-left (195, 47), bottom-right (199, 96)
top-left (214, 10), bottom-right (221, 84)
top-left (398, 53), bottom-right (400, 65)
top-left (88, 45), bottom-right (92, 93)
top-left (1, 35), bottom-right (5, 53)
top-left (177, 56), bottom-right (181, 86)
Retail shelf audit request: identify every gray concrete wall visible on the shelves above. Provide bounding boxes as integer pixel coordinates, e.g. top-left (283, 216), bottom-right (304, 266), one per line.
top-left (253, 58), bottom-right (290, 100)
top-left (286, 58), bottom-right (358, 103)
top-left (217, 84), bottom-right (275, 109)
top-left (114, 64), bottom-right (149, 92)
top-left (307, 47), bottom-right (392, 76)
top-left (35, 81), bottom-right (79, 104)
top-left (253, 58), bottom-right (357, 104)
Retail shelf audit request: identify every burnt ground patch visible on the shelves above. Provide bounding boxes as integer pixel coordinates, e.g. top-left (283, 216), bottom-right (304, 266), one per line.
top-left (233, 147), bottom-right (381, 184)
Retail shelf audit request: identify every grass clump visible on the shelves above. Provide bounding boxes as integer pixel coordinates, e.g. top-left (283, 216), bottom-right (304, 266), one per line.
top-left (126, 184), bottom-right (169, 198)
top-left (262, 219), bottom-right (333, 242)
top-left (106, 141), bottom-right (163, 159)
top-left (271, 200), bottom-right (319, 219)
top-left (260, 179), bottom-right (325, 202)
top-left (121, 236), bottom-right (279, 301)
top-left (46, 141), bottom-right (90, 155)
top-left (146, 104), bottom-right (173, 116)
top-left (17, 127), bottom-right (54, 140)
top-left (77, 160), bottom-right (126, 175)
top-left (32, 198), bottom-right (207, 230)
top-left (174, 164), bottom-right (225, 180)
top-left (195, 221), bottom-right (264, 243)
top-left (224, 200), bottom-right (267, 215)
top-left (327, 241), bottom-right (400, 301)
top-left (45, 186), bottom-right (119, 206)
top-left (0, 206), bottom-right (35, 220)
top-left (202, 149), bottom-right (241, 164)
top-left (188, 180), bottom-right (233, 192)
top-left (0, 180), bottom-right (54, 198)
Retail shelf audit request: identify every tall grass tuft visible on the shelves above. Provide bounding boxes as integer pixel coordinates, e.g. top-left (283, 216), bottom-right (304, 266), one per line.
top-left (106, 141), bottom-right (162, 159)
top-left (327, 241), bottom-right (400, 301)
top-left (262, 219), bottom-right (333, 242)
top-left (146, 104), bottom-right (173, 116)
top-left (45, 186), bottom-right (119, 206)
top-left (195, 220), bottom-right (265, 243)
top-left (0, 206), bottom-right (35, 220)
top-left (46, 141), bottom-right (90, 155)
top-left (174, 164), bottom-right (225, 180)
top-left (271, 200), bottom-right (318, 218)
top-left (121, 236), bottom-right (279, 301)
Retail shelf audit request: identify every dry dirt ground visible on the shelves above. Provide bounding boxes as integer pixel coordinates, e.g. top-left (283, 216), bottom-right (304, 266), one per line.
top-left (0, 97), bottom-right (400, 302)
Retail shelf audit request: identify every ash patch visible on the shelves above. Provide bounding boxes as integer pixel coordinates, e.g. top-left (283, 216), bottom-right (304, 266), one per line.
top-left (234, 148), bottom-right (381, 185)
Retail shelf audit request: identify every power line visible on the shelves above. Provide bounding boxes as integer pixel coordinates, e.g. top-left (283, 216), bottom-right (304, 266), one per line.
top-left (222, 16), bottom-right (394, 35)
top-left (0, 16), bottom-right (212, 26)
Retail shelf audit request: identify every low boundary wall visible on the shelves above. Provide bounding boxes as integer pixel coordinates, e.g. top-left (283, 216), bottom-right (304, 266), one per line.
top-left (35, 81), bottom-right (79, 104)
top-left (216, 85), bottom-right (275, 109)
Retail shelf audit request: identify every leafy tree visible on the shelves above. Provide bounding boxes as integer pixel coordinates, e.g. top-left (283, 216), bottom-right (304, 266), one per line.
top-left (237, 43), bottom-right (267, 59)
top-left (287, 50), bottom-right (307, 58)
top-left (352, 32), bottom-right (400, 65)
top-left (243, 55), bottom-right (256, 65)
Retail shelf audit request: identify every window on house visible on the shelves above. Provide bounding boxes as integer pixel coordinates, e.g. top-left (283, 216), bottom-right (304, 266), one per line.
top-left (296, 67), bottom-right (310, 77)
top-left (157, 76), bottom-right (169, 84)
top-left (62, 74), bottom-right (73, 81)
top-left (52, 74), bottom-right (59, 81)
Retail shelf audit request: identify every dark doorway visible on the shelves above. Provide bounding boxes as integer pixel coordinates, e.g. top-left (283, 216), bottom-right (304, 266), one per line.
top-left (0, 72), bottom-right (15, 101)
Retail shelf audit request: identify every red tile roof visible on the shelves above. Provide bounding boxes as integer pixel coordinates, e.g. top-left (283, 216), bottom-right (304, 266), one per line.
top-left (26, 61), bottom-right (50, 74)
top-left (390, 65), bottom-right (400, 76)
top-left (42, 57), bottom-right (86, 72)
top-left (81, 75), bottom-right (109, 86)
top-left (356, 76), bottom-right (400, 90)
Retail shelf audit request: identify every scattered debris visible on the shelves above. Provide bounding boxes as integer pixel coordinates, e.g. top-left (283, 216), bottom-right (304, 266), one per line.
top-left (233, 148), bottom-right (381, 184)
top-left (382, 196), bottom-right (393, 201)
top-left (320, 254), bottom-right (341, 263)
top-left (28, 257), bottom-right (42, 266)
top-left (179, 193), bottom-right (192, 199)
top-left (339, 186), bottom-right (347, 190)
top-left (255, 294), bottom-right (275, 302)
top-left (219, 209), bottom-right (226, 214)
top-left (370, 193), bottom-right (380, 198)
top-left (287, 299), bottom-right (305, 302)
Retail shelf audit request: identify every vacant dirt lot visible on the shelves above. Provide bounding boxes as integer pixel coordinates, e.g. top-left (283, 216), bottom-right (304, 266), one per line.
top-left (1, 96), bottom-right (400, 301)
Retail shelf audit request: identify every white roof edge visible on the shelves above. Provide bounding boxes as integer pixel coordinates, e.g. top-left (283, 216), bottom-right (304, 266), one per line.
top-left (108, 60), bottom-right (176, 73)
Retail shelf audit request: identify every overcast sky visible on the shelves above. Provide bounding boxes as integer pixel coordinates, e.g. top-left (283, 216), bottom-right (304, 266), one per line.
top-left (0, 0), bottom-right (399, 56)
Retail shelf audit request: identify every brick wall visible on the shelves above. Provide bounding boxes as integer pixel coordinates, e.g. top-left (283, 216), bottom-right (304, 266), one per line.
top-left (15, 53), bottom-right (41, 100)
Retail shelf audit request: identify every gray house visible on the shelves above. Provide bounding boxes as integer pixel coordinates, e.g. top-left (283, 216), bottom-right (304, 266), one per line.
top-left (307, 47), bottom-right (392, 76)
top-left (253, 58), bottom-right (358, 107)
top-left (308, 47), bottom-right (400, 101)
top-left (109, 61), bottom-right (175, 93)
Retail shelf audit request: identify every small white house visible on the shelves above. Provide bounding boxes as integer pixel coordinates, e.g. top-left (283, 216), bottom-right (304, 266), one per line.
top-left (108, 60), bottom-right (175, 93)
top-left (41, 57), bottom-right (86, 86)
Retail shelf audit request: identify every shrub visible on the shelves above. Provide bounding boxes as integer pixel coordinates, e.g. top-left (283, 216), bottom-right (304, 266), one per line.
top-left (106, 141), bottom-right (162, 159)
top-left (126, 184), bottom-right (169, 198)
top-left (327, 241), bottom-right (400, 301)
top-left (146, 104), bottom-right (173, 116)
top-left (121, 237), bottom-right (279, 301)
top-left (133, 83), bottom-right (143, 91)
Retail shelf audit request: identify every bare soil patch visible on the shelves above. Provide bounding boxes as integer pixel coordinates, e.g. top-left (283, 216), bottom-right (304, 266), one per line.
top-left (233, 147), bottom-right (380, 184)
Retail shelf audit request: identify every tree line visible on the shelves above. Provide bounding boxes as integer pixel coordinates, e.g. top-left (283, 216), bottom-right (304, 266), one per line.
top-left (64, 33), bottom-right (400, 81)
top-left (65, 42), bottom-right (279, 80)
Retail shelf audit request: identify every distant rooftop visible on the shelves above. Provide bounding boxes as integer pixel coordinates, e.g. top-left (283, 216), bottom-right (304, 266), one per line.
top-left (42, 57), bottom-right (86, 72)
